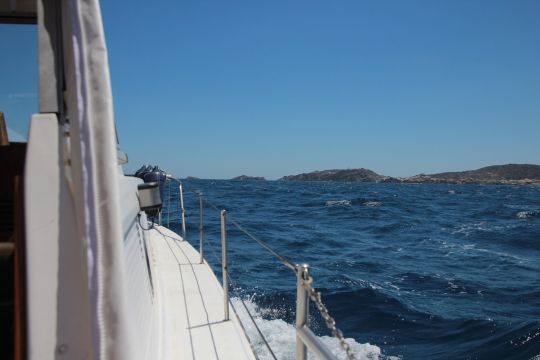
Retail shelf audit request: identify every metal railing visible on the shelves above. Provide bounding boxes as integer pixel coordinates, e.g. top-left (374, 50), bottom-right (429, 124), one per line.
top-left (179, 182), bottom-right (186, 239)
top-left (198, 192), bottom-right (205, 264)
top-left (165, 178), bottom-right (356, 360)
top-left (220, 209), bottom-right (229, 321)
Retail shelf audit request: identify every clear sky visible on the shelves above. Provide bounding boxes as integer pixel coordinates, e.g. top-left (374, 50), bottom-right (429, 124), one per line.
top-left (1, 1), bottom-right (539, 179)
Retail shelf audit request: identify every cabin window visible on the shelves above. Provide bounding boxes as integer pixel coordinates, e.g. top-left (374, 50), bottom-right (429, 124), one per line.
top-left (0, 24), bottom-right (37, 143)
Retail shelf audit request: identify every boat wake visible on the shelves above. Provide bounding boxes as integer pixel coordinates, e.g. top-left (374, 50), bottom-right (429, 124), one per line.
top-left (231, 297), bottom-right (395, 360)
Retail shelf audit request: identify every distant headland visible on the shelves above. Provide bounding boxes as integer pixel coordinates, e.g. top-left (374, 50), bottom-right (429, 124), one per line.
top-left (280, 164), bottom-right (540, 185)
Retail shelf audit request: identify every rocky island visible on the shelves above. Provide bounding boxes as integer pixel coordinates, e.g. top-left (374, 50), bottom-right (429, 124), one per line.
top-left (280, 164), bottom-right (540, 185)
top-left (231, 175), bottom-right (266, 181)
top-left (402, 164), bottom-right (540, 185)
top-left (280, 168), bottom-right (395, 182)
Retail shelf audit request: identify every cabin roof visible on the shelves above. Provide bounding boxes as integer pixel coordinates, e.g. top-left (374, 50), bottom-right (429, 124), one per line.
top-left (0, 0), bottom-right (37, 24)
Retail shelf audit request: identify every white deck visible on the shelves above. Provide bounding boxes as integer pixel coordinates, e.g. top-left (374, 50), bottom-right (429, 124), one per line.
top-left (147, 225), bottom-right (256, 360)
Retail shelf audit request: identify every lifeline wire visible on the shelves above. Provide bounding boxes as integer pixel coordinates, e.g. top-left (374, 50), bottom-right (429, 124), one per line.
top-left (229, 218), bottom-right (296, 272)
top-left (169, 178), bottom-right (358, 360)
top-left (203, 235), bottom-right (277, 360)
top-left (167, 179), bottom-right (276, 357)
top-left (181, 180), bottom-right (361, 282)
top-left (200, 195), bottom-right (297, 272)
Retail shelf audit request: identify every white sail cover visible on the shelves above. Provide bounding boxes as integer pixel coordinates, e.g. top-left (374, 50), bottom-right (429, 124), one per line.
top-left (62, 0), bottom-right (133, 358)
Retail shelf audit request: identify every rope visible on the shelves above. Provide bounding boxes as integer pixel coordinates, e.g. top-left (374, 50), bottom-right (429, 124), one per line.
top-left (153, 224), bottom-right (183, 242)
top-left (137, 214), bottom-right (155, 231)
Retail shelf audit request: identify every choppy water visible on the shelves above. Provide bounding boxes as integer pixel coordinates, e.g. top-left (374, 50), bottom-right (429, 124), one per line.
top-left (162, 180), bottom-right (540, 359)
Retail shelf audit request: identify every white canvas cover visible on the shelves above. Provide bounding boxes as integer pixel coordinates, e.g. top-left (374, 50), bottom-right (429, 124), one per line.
top-left (62, 0), bottom-right (133, 358)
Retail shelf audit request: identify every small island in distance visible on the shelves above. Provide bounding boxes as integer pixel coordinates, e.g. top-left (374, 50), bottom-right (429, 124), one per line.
top-left (231, 175), bottom-right (266, 181)
top-left (280, 164), bottom-right (540, 185)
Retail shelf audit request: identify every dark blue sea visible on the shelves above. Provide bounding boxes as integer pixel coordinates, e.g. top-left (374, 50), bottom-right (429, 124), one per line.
top-left (162, 180), bottom-right (540, 359)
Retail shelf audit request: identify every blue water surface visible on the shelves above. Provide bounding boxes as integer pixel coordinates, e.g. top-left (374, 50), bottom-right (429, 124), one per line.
top-left (162, 180), bottom-right (540, 359)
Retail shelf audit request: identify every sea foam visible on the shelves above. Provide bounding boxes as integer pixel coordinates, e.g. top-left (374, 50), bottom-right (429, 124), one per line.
top-left (516, 210), bottom-right (540, 219)
top-left (325, 200), bottom-right (352, 207)
top-left (363, 201), bottom-right (382, 207)
top-left (231, 297), bottom-right (390, 360)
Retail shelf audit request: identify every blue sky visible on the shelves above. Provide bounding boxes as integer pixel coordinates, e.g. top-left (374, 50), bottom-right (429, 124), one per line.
top-left (1, 1), bottom-right (539, 179)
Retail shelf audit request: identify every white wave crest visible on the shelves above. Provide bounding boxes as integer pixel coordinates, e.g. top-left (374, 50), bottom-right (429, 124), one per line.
top-left (231, 297), bottom-right (392, 360)
top-left (364, 201), bottom-right (382, 207)
top-left (326, 200), bottom-right (352, 207)
top-left (516, 210), bottom-right (540, 219)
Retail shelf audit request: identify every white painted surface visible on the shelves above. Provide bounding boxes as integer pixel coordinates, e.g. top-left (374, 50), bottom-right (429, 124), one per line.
top-left (119, 175), bottom-right (164, 360)
top-left (25, 114), bottom-right (93, 359)
top-left (148, 226), bottom-right (256, 360)
top-left (25, 114), bottom-right (60, 358)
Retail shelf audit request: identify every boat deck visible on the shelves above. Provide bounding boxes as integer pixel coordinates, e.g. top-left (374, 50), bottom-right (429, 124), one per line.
top-left (148, 226), bottom-right (256, 359)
